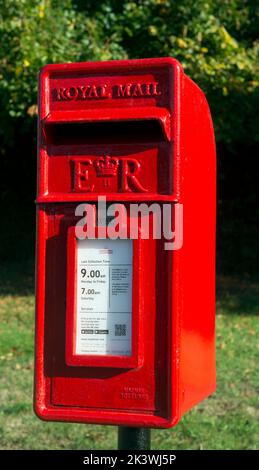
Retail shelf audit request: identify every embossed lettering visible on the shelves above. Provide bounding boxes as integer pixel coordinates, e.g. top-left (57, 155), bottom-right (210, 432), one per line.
top-left (116, 83), bottom-right (132, 97)
top-left (100, 84), bottom-right (112, 98)
top-left (72, 157), bottom-right (148, 193)
top-left (132, 83), bottom-right (144, 97)
top-left (120, 386), bottom-right (149, 401)
top-left (73, 159), bottom-right (94, 192)
top-left (88, 85), bottom-right (98, 98)
top-left (81, 86), bottom-right (90, 99)
top-left (120, 158), bottom-right (148, 193)
top-left (66, 86), bottom-right (79, 100)
top-left (56, 87), bottom-right (67, 100)
top-left (54, 81), bottom-right (162, 101)
top-left (152, 81), bottom-right (162, 96)
top-left (145, 83), bottom-right (152, 96)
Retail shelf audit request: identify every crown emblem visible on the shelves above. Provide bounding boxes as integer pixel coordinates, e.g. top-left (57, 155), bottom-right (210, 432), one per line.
top-left (94, 155), bottom-right (119, 177)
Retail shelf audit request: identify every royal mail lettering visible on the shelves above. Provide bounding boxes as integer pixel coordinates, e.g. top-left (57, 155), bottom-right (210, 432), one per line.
top-left (53, 82), bottom-right (162, 101)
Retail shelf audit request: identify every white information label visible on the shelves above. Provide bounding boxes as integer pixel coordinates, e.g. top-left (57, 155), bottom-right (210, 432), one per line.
top-left (76, 239), bottom-right (133, 356)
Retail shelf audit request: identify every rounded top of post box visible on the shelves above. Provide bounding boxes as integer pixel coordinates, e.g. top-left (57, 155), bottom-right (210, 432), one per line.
top-left (39, 57), bottom-right (184, 79)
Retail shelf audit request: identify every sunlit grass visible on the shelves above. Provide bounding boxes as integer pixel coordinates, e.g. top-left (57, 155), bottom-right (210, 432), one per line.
top-left (0, 263), bottom-right (258, 449)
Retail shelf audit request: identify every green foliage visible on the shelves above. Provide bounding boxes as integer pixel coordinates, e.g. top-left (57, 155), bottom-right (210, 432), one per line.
top-left (0, 0), bottom-right (258, 147)
top-left (0, 0), bottom-right (124, 141)
top-left (113, 0), bottom-right (259, 146)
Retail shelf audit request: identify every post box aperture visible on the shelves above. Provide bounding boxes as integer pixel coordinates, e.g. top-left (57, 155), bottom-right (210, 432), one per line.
top-left (35, 58), bottom-right (216, 428)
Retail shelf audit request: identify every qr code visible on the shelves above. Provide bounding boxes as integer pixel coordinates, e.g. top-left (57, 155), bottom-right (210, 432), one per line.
top-left (115, 324), bottom-right (126, 336)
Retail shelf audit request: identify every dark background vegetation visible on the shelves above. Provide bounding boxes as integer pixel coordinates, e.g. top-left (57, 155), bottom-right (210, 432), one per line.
top-left (0, 0), bottom-right (258, 451)
top-left (0, 0), bottom-right (258, 276)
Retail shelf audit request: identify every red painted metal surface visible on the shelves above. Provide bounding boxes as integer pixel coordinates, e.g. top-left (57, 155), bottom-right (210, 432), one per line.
top-left (34, 57), bottom-right (216, 428)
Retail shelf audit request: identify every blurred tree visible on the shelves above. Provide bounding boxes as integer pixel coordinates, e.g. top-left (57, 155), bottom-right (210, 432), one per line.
top-left (112, 0), bottom-right (259, 147)
top-left (0, 0), bottom-right (258, 148)
top-left (0, 0), bottom-right (258, 271)
top-left (0, 0), bottom-right (125, 146)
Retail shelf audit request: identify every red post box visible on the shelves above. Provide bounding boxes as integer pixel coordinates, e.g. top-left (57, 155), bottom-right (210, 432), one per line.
top-left (34, 58), bottom-right (216, 428)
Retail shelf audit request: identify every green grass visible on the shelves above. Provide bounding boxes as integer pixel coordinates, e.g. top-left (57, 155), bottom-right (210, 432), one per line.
top-left (0, 261), bottom-right (258, 450)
